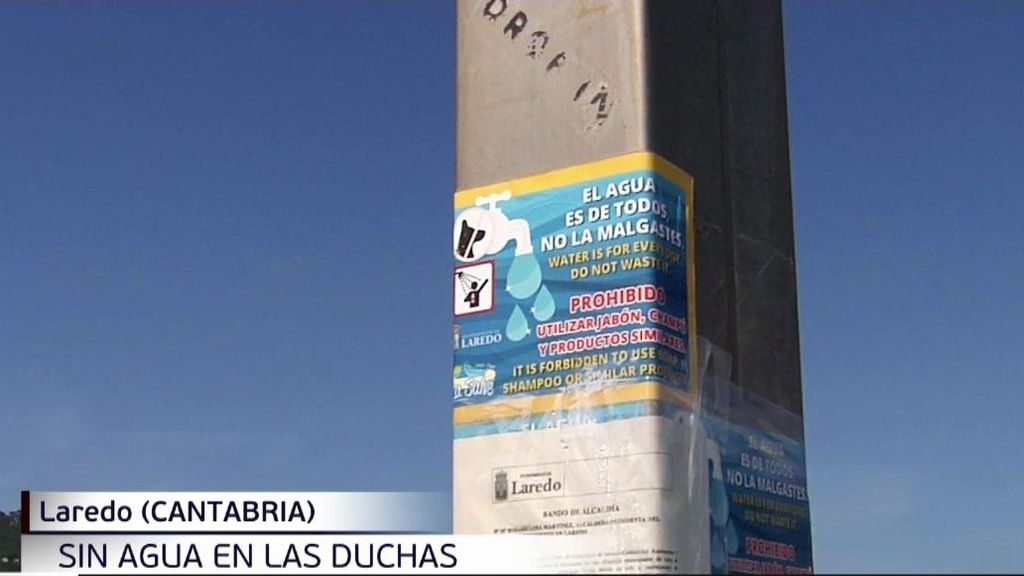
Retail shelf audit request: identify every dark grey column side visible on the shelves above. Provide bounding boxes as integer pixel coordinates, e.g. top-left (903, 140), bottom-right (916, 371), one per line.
top-left (644, 0), bottom-right (806, 438)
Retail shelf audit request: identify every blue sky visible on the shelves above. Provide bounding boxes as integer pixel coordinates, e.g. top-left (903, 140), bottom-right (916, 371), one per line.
top-left (1, 0), bottom-right (1021, 572)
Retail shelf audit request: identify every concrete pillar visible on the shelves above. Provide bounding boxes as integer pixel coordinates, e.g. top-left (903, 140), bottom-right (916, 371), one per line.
top-left (453, 1), bottom-right (812, 572)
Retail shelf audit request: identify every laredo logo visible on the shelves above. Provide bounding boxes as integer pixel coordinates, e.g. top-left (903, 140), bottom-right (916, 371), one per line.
top-left (493, 470), bottom-right (509, 501)
top-left (460, 329), bottom-right (502, 349)
top-left (512, 476), bottom-right (563, 496)
top-left (493, 468), bottom-right (565, 502)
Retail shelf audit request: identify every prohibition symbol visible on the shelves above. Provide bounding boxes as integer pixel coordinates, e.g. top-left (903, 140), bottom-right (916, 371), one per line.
top-left (454, 261), bottom-right (495, 317)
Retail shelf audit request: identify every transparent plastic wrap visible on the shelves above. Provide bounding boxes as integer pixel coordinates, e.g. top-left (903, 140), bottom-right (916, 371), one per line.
top-left (695, 339), bottom-right (814, 574)
top-left (452, 153), bottom-right (811, 574)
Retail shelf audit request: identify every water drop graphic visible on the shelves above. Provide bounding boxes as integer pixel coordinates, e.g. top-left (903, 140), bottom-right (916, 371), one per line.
top-left (506, 305), bottom-right (530, 342)
top-left (531, 284), bottom-right (556, 321)
top-left (710, 530), bottom-right (727, 572)
top-left (724, 517), bottom-right (740, 555)
top-left (507, 253), bottom-right (542, 300)
top-left (710, 477), bottom-right (729, 529)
